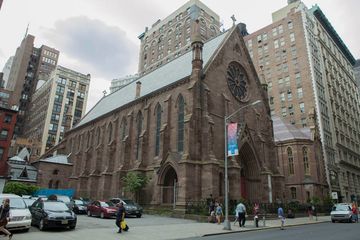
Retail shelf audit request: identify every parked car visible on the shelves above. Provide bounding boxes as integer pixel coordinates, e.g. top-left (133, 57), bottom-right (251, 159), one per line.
top-left (72, 199), bottom-right (87, 214)
top-left (87, 200), bottom-right (117, 218)
top-left (110, 198), bottom-right (143, 218)
top-left (331, 203), bottom-right (354, 223)
top-left (54, 195), bottom-right (74, 210)
top-left (0, 194), bottom-right (31, 231)
top-left (29, 199), bottom-right (77, 230)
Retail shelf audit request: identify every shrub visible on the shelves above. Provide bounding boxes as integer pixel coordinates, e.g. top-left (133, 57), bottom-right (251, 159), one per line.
top-left (3, 182), bottom-right (39, 196)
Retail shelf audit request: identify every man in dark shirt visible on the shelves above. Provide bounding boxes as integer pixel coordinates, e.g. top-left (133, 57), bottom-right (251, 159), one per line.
top-left (116, 202), bottom-right (125, 233)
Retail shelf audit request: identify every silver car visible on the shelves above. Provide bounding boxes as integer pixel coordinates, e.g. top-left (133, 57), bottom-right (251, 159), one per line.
top-left (330, 203), bottom-right (353, 223)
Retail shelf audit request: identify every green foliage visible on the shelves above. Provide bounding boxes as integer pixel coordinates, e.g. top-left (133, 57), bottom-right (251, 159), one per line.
top-left (3, 182), bottom-right (39, 196)
top-left (122, 172), bottom-right (148, 196)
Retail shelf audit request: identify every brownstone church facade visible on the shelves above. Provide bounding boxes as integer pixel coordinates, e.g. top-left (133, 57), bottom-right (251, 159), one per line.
top-left (52, 22), bottom-right (285, 206)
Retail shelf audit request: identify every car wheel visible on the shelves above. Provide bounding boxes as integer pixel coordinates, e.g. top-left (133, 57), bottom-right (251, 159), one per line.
top-left (100, 212), bottom-right (105, 219)
top-left (349, 217), bottom-right (353, 223)
top-left (331, 219), bottom-right (335, 223)
top-left (23, 228), bottom-right (30, 232)
top-left (69, 226), bottom-right (76, 230)
top-left (39, 219), bottom-right (45, 231)
top-left (87, 210), bottom-right (92, 217)
top-left (136, 214), bottom-right (142, 218)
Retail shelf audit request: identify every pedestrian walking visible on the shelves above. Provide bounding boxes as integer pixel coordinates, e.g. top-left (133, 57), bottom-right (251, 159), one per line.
top-left (115, 202), bottom-right (127, 233)
top-left (215, 202), bottom-right (223, 224)
top-left (0, 198), bottom-right (13, 239)
top-left (311, 204), bottom-right (318, 221)
top-left (253, 203), bottom-right (260, 228)
top-left (277, 205), bottom-right (285, 230)
top-left (351, 202), bottom-right (359, 223)
top-left (235, 201), bottom-right (246, 227)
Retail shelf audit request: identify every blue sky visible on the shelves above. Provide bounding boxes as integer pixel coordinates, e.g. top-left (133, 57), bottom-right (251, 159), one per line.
top-left (0, 0), bottom-right (359, 111)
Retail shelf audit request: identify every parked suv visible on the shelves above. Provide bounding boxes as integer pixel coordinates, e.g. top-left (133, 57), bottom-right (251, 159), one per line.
top-left (0, 194), bottom-right (31, 231)
top-left (331, 203), bottom-right (354, 223)
top-left (110, 198), bottom-right (143, 218)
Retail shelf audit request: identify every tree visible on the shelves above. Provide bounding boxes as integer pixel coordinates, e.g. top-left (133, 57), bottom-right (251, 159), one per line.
top-left (122, 172), bottom-right (148, 202)
top-left (3, 182), bottom-right (40, 196)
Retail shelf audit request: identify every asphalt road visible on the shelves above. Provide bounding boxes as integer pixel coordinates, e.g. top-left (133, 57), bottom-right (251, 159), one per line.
top-left (182, 222), bottom-right (360, 240)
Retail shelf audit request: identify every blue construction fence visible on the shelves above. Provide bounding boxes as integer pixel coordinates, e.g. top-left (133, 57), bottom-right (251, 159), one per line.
top-left (34, 189), bottom-right (75, 198)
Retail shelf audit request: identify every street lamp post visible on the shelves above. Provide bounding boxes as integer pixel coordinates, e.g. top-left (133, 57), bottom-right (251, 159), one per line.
top-left (223, 100), bottom-right (262, 230)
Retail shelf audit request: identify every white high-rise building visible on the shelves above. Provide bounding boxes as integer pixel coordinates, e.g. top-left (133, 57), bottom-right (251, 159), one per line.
top-left (110, 74), bottom-right (138, 93)
top-left (1, 56), bottom-right (14, 88)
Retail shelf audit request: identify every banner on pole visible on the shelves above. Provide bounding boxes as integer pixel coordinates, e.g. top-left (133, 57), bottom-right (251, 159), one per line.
top-left (227, 123), bottom-right (239, 156)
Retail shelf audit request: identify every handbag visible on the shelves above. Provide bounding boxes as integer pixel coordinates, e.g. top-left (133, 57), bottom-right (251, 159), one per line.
top-left (120, 220), bottom-right (127, 230)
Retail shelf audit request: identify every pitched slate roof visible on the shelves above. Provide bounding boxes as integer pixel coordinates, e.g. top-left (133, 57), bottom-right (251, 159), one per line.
top-left (75, 31), bottom-right (228, 129)
top-left (272, 116), bottom-right (311, 142)
top-left (38, 155), bottom-right (72, 165)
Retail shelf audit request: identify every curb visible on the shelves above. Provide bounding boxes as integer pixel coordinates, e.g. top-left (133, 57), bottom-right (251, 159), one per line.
top-left (202, 220), bottom-right (329, 237)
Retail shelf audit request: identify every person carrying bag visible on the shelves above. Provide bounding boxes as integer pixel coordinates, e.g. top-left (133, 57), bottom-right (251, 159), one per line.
top-left (115, 202), bottom-right (129, 233)
top-left (0, 198), bottom-right (13, 239)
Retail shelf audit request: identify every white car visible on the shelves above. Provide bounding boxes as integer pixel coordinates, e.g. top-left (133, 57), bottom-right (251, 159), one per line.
top-left (0, 194), bottom-right (31, 231)
top-left (330, 203), bottom-right (353, 223)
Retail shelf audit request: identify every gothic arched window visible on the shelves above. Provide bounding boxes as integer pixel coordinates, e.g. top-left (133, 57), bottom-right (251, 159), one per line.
top-left (177, 95), bottom-right (185, 152)
top-left (303, 147), bottom-right (310, 175)
top-left (155, 104), bottom-right (162, 156)
top-left (136, 112), bottom-right (143, 159)
top-left (121, 118), bottom-right (127, 140)
top-left (48, 180), bottom-right (53, 189)
top-left (290, 187), bottom-right (297, 199)
top-left (108, 122), bottom-right (113, 143)
top-left (287, 147), bottom-right (294, 175)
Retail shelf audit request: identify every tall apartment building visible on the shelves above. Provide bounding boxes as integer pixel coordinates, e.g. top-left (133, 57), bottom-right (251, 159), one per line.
top-left (1, 56), bottom-right (14, 87)
top-left (137, 0), bottom-right (220, 74)
top-left (110, 74), bottom-right (138, 93)
top-left (6, 34), bottom-right (59, 135)
top-left (244, 0), bottom-right (359, 202)
top-left (24, 66), bottom-right (90, 155)
top-left (354, 60), bottom-right (360, 88)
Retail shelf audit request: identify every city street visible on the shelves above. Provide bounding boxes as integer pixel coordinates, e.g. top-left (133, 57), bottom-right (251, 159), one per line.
top-left (183, 222), bottom-right (360, 240)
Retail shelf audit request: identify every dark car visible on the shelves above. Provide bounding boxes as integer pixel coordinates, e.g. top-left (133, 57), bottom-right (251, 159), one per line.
top-left (72, 199), bottom-right (87, 214)
top-left (87, 200), bottom-right (118, 218)
top-left (110, 198), bottom-right (143, 218)
top-left (29, 199), bottom-right (77, 231)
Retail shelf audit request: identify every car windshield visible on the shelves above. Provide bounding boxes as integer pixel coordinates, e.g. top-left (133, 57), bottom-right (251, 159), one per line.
top-left (123, 199), bottom-right (135, 205)
top-left (100, 201), bottom-right (114, 207)
top-left (0, 197), bottom-right (27, 209)
top-left (56, 196), bottom-right (71, 203)
top-left (334, 205), bottom-right (351, 211)
top-left (23, 199), bottom-right (35, 207)
top-left (44, 201), bottom-right (69, 211)
top-left (74, 200), bottom-right (84, 205)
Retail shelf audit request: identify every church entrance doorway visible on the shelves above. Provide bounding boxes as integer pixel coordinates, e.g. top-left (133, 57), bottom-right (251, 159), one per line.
top-left (161, 166), bottom-right (178, 206)
top-left (237, 142), bottom-right (262, 203)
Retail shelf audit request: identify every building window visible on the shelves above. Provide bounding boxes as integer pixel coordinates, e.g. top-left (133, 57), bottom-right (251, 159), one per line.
top-left (4, 114), bottom-right (12, 123)
top-left (108, 123), bottom-right (113, 143)
top-left (0, 129), bottom-right (9, 140)
top-left (288, 21), bottom-right (293, 30)
top-left (177, 95), bottom-right (185, 152)
top-left (301, 118), bottom-right (307, 127)
top-left (121, 119), bottom-right (127, 140)
top-left (287, 90), bottom-right (292, 101)
top-left (295, 72), bottom-right (301, 85)
top-left (280, 92), bottom-right (285, 102)
top-left (281, 107), bottom-right (287, 117)
top-left (289, 105), bottom-right (294, 115)
top-left (290, 187), bottom-right (297, 199)
top-left (0, 147), bottom-right (4, 160)
top-left (48, 180), bottom-right (53, 189)
top-left (297, 87), bottom-right (303, 98)
top-left (303, 147), bottom-right (310, 175)
top-left (155, 104), bottom-right (162, 156)
top-left (278, 24), bottom-right (284, 34)
top-left (288, 147), bottom-right (294, 175)
top-left (136, 112), bottom-right (143, 160)
top-left (290, 33), bottom-right (295, 42)
top-left (299, 102), bottom-right (305, 113)
top-left (274, 39), bottom-right (279, 49)
top-left (272, 28), bottom-right (277, 36)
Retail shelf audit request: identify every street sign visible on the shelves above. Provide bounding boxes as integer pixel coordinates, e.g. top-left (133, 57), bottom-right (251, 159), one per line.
top-left (227, 123), bottom-right (239, 156)
top-left (331, 192), bottom-right (338, 200)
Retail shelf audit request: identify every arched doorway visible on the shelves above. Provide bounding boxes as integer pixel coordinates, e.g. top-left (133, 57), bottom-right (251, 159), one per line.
top-left (238, 142), bottom-right (262, 203)
top-left (161, 166), bottom-right (178, 204)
